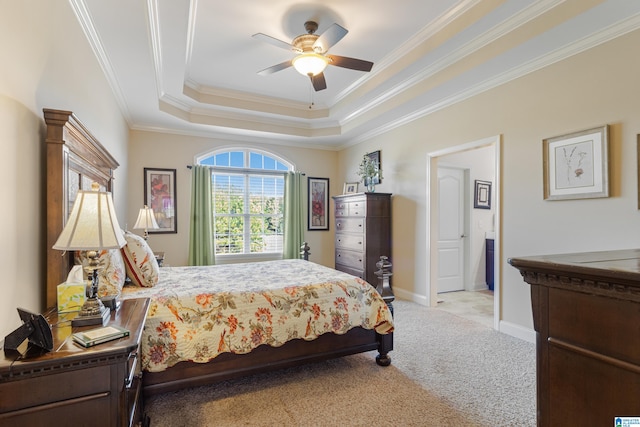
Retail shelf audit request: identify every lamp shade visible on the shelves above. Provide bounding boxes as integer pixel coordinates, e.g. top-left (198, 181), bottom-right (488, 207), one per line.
top-left (53, 183), bottom-right (126, 251)
top-left (292, 53), bottom-right (329, 76)
top-left (133, 205), bottom-right (159, 230)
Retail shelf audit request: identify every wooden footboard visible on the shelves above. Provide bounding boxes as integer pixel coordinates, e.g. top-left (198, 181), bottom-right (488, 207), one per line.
top-left (143, 327), bottom-right (392, 395)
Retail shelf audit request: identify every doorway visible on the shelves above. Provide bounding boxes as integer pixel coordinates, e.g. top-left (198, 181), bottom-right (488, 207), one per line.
top-left (427, 135), bottom-right (501, 330)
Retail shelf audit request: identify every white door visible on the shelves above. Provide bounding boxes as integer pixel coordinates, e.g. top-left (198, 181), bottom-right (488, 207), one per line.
top-left (437, 167), bottom-right (465, 293)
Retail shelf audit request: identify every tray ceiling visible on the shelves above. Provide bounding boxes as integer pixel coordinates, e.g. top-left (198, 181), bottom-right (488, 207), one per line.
top-left (73, 0), bottom-right (640, 149)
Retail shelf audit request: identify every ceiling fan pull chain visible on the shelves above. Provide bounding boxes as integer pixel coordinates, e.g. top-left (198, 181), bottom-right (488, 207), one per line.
top-left (309, 82), bottom-right (314, 109)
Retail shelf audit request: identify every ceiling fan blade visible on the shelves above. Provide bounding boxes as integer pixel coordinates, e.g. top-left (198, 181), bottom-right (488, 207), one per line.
top-left (311, 73), bottom-right (327, 91)
top-left (252, 33), bottom-right (300, 52)
top-left (313, 23), bottom-right (348, 53)
top-left (257, 60), bottom-right (293, 76)
top-left (327, 55), bottom-right (374, 72)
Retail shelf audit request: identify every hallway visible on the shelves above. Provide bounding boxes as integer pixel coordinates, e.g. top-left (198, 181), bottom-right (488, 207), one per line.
top-left (436, 290), bottom-right (494, 328)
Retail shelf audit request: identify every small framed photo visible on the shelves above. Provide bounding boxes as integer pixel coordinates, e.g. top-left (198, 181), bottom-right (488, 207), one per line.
top-left (543, 125), bottom-right (609, 200)
top-left (343, 182), bottom-right (359, 194)
top-left (144, 168), bottom-right (177, 233)
top-left (308, 177), bottom-right (329, 231)
top-left (474, 180), bottom-right (492, 209)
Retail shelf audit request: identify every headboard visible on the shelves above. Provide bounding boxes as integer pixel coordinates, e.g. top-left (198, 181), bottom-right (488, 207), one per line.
top-left (44, 109), bottom-right (119, 307)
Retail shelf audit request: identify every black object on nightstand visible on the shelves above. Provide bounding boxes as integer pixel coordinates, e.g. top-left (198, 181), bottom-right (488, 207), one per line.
top-left (0, 298), bottom-right (149, 427)
top-left (101, 295), bottom-right (121, 311)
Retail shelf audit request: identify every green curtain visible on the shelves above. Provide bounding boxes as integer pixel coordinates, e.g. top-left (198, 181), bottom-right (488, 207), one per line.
top-left (283, 171), bottom-right (306, 259)
top-left (188, 165), bottom-right (215, 266)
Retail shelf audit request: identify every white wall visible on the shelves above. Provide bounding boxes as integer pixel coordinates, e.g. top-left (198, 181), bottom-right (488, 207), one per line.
top-left (0, 1), bottom-right (129, 338)
top-left (127, 130), bottom-right (339, 269)
top-left (338, 28), bottom-right (640, 333)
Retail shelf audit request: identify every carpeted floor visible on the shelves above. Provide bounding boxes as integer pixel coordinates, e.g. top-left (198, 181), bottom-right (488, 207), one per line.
top-left (145, 300), bottom-right (536, 426)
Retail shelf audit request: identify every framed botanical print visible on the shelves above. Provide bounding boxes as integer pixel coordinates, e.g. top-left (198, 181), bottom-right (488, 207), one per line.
top-left (543, 126), bottom-right (609, 200)
top-left (308, 177), bottom-right (329, 231)
top-left (144, 168), bottom-right (177, 233)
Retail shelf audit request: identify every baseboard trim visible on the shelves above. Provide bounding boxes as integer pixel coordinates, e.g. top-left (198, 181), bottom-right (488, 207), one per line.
top-left (393, 288), bottom-right (536, 343)
top-left (393, 288), bottom-right (428, 306)
top-left (499, 320), bottom-right (536, 343)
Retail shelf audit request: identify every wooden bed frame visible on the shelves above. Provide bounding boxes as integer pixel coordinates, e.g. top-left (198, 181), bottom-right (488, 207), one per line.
top-left (44, 108), bottom-right (394, 396)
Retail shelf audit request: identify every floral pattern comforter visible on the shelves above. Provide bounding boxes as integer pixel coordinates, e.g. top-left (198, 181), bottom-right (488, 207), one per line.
top-left (120, 259), bottom-right (394, 372)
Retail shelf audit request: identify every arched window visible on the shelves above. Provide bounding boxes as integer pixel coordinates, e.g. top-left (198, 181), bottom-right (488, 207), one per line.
top-left (197, 149), bottom-right (293, 259)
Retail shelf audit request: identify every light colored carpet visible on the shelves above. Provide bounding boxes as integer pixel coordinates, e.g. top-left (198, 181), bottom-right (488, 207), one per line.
top-left (145, 300), bottom-right (536, 426)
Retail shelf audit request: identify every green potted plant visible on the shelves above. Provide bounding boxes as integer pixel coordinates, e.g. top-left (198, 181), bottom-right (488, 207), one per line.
top-left (357, 155), bottom-right (383, 192)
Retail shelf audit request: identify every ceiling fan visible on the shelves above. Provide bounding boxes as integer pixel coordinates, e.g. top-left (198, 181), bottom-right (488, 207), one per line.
top-left (252, 21), bottom-right (374, 91)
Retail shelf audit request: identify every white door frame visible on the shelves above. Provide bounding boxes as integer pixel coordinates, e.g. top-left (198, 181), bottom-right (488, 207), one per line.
top-left (426, 135), bottom-right (502, 330)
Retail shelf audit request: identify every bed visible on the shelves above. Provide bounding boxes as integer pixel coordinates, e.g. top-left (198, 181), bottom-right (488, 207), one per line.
top-left (44, 108), bottom-right (395, 396)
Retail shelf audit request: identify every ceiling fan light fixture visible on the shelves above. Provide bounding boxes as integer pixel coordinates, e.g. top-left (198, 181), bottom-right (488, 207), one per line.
top-left (292, 53), bottom-right (328, 76)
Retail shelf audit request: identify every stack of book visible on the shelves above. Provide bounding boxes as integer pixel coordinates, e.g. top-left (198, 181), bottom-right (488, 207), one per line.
top-left (72, 325), bottom-right (130, 348)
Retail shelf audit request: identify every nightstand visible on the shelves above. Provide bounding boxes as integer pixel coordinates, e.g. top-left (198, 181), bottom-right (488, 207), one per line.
top-left (0, 298), bottom-right (149, 427)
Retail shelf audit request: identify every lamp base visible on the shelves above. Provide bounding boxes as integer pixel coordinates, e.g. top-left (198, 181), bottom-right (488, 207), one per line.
top-left (71, 305), bottom-right (111, 327)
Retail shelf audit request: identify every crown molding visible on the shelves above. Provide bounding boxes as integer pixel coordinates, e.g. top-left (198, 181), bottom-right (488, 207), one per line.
top-left (129, 122), bottom-right (342, 151)
top-left (345, 11), bottom-right (640, 147)
top-left (340, 0), bottom-right (563, 126)
top-left (71, 0), bottom-right (133, 124)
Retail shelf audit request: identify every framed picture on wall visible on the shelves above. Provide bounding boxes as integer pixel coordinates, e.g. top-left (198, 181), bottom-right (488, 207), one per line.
top-left (543, 125), bottom-right (609, 200)
top-left (365, 150), bottom-right (382, 184)
top-left (308, 177), bottom-right (329, 231)
top-left (144, 168), bottom-right (177, 233)
top-left (474, 180), bottom-right (492, 209)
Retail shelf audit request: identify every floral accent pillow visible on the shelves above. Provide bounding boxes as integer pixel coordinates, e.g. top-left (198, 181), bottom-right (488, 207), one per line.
top-left (121, 231), bottom-right (160, 287)
top-left (75, 249), bottom-right (127, 297)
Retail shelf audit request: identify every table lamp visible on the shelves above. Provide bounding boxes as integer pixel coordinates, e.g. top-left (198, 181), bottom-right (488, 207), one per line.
top-left (53, 183), bottom-right (126, 326)
top-left (133, 205), bottom-right (159, 240)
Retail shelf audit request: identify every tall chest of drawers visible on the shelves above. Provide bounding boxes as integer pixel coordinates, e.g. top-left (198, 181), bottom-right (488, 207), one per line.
top-left (332, 192), bottom-right (391, 286)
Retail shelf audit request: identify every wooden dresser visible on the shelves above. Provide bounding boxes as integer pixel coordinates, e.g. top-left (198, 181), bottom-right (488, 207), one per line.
top-left (509, 250), bottom-right (640, 426)
top-left (332, 192), bottom-right (391, 286)
top-left (0, 298), bottom-right (149, 427)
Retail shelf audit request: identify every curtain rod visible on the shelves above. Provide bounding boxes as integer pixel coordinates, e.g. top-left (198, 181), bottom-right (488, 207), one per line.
top-left (187, 165), bottom-right (305, 176)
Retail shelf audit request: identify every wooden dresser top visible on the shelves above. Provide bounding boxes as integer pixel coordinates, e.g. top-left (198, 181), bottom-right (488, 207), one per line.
top-left (509, 249), bottom-right (640, 301)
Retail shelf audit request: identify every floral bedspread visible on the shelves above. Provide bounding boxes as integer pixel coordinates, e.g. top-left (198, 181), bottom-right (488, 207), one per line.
top-left (120, 259), bottom-right (394, 372)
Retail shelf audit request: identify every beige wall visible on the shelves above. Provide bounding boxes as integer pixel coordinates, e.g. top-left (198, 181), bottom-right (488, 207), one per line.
top-left (0, 1), bottom-right (129, 338)
top-left (127, 130), bottom-right (339, 268)
top-left (3, 1), bottom-right (640, 342)
top-left (338, 28), bottom-right (640, 333)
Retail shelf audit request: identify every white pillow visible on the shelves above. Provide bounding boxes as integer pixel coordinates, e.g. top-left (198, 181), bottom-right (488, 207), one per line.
top-left (121, 231), bottom-right (160, 287)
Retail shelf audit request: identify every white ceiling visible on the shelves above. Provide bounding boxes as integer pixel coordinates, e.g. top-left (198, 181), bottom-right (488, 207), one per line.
top-left (72, 0), bottom-right (640, 150)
